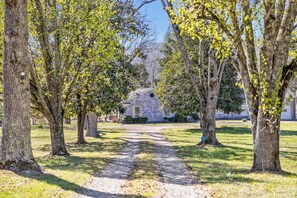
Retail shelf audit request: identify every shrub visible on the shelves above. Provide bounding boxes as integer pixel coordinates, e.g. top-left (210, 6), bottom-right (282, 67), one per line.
top-left (191, 112), bottom-right (199, 120)
top-left (36, 124), bottom-right (43, 129)
top-left (132, 117), bottom-right (148, 123)
top-left (242, 118), bottom-right (247, 122)
top-left (140, 117), bottom-right (148, 123)
top-left (123, 116), bottom-right (133, 124)
top-left (175, 113), bottom-right (187, 122)
top-left (168, 117), bottom-right (175, 122)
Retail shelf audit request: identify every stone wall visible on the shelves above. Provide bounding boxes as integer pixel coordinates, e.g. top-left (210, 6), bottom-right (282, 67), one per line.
top-left (124, 90), bottom-right (164, 122)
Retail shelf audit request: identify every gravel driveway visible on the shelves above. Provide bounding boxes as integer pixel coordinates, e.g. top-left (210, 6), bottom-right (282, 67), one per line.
top-left (75, 124), bottom-right (208, 198)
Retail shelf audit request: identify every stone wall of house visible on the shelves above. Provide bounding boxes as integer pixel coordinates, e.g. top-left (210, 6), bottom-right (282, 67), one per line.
top-left (124, 90), bottom-right (164, 122)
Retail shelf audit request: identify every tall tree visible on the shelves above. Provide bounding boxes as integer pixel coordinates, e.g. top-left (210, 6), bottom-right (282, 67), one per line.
top-left (0, 0), bottom-right (40, 171)
top-left (0, 2), bottom-right (3, 70)
top-left (28, 0), bottom-right (117, 155)
top-left (161, 0), bottom-right (227, 145)
top-left (174, 0), bottom-right (297, 171)
top-left (66, 0), bottom-right (148, 143)
top-left (156, 31), bottom-right (243, 116)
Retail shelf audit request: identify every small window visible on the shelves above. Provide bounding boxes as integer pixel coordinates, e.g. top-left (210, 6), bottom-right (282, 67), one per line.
top-left (150, 93), bottom-right (154, 98)
top-left (134, 106), bottom-right (141, 118)
top-left (282, 109), bottom-right (287, 112)
top-left (164, 109), bottom-right (171, 117)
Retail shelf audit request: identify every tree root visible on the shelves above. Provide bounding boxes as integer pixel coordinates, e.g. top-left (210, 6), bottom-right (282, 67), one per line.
top-left (0, 159), bottom-right (42, 173)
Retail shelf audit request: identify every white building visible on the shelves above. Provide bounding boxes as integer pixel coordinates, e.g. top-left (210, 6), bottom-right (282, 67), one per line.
top-left (121, 89), bottom-right (297, 122)
top-left (216, 91), bottom-right (297, 120)
top-left (122, 88), bottom-right (172, 122)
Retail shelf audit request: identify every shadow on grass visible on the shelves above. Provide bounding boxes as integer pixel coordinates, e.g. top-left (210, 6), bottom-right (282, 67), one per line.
top-left (34, 141), bottom-right (123, 154)
top-left (36, 155), bottom-right (113, 174)
top-left (183, 127), bottom-right (252, 135)
top-left (184, 127), bottom-right (297, 136)
top-left (170, 144), bottom-right (258, 185)
top-left (169, 143), bottom-right (296, 185)
top-left (15, 171), bottom-right (145, 197)
top-left (280, 130), bottom-right (297, 136)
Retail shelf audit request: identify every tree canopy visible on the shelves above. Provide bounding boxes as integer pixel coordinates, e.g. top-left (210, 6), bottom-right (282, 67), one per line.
top-left (156, 31), bottom-right (243, 116)
top-left (169, 0), bottom-right (297, 171)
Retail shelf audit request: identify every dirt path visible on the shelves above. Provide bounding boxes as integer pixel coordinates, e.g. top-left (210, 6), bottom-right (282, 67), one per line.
top-left (76, 129), bottom-right (141, 198)
top-left (75, 124), bottom-right (208, 198)
top-left (148, 127), bottom-right (208, 198)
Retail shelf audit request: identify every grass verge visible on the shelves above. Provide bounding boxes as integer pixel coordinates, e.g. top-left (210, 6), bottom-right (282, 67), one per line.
top-left (0, 126), bottom-right (125, 198)
top-left (162, 121), bottom-right (297, 198)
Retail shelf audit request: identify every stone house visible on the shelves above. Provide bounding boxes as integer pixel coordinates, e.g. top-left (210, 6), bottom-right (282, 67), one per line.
top-left (121, 88), bottom-right (297, 122)
top-left (121, 88), bottom-right (172, 122)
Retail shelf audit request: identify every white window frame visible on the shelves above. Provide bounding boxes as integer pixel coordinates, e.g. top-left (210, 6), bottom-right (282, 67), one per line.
top-left (163, 108), bottom-right (172, 117)
top-left (133, 106), bottom-right (142, 118)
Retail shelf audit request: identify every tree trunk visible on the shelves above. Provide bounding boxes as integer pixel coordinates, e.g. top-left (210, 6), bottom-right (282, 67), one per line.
top-left (86, 112), bottom-right (99, 137)
top-left (77, 113), bottom-right (87, 144)
top-left (76, 94), bottom-right (87, 144)
top-left (198, 95), bottom-right (220, 145)
top-left (48, 117), bottom-right (69, 156)
top-left (251, 111), bottom-right (281, 172)
top-left (0, 0), bottom-right (40, 172)
top-left (65, 117), bottom-right (71, 124)
top-left (200, 115), bottom-right (220, 145)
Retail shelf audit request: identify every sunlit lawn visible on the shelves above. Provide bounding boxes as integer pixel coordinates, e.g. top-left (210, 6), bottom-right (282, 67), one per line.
top-left (163, 120), bottom-right (297, 198)
top-left (97, 122), bottom-right (122, 128)
top-left (0, 125), bottom-right (126, 197)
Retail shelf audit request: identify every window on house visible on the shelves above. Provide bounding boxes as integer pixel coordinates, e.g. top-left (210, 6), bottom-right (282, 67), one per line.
top-left (282, 109), bottom-right (287, 112)
top-left (164, 109), bottom-right (171, 117)
top-left (134, 106), bottom-right (141, 118)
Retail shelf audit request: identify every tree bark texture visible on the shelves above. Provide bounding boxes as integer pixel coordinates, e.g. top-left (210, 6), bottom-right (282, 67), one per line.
top-left (0, 0), bottom-right (40, 171)
top-left (76, 94), bottom-right (87, 144)
top-left (228, 1), bottom-right (297, 171)
top-left (161, 0), bottom-right (225, 145)
top-left (29, 0), bottom-right (71, 156)
top-left (48, 116), bottom-right (69, 156)
top-left (86, 112), bottom-right (99, 137)
top-left (65, 117), bottom-right (71, 124)
top-left (251, 111), bottom-right (281, 171)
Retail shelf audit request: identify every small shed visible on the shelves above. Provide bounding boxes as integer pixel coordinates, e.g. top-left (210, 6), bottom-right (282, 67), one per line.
top-left (121, 88), bottom-right (171, 122)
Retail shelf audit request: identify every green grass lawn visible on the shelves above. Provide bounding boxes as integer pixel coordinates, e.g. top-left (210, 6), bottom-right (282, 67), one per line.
top-left (0, 126), bottom-right (126, 197)
top-left (163, 120), bottom-right (297, 198)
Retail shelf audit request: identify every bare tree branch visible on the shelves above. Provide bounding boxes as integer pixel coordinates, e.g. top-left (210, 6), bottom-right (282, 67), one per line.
top-left (136, 0), bottom-right (157, 11)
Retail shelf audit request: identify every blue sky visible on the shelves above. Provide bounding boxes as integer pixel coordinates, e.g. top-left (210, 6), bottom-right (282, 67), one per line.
top-left (140, 0), bottom-right (170, 43)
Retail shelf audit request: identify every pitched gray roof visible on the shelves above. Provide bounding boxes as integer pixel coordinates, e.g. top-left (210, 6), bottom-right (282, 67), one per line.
top-left (123, 88), bottom-right (153, 103)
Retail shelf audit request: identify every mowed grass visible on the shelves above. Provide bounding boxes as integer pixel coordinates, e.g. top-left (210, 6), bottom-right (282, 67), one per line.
top-left (162, 120), bottom-right (297, 198)
top-left (0, 125), bottom-right (126, 198)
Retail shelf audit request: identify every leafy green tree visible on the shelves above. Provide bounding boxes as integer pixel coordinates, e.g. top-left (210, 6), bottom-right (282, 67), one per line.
top-left (68, 0), bottom-right (150, 143)
top-left (156, 31), bottom-right (243, 116)
top-left (172, 0), bottom-right (297, 171)
top-left (28, 0), bottom-right (118, 155)
top-left (218, 64), bottom-right (244, 114)
top-left (68, 54), bottom-right (136, 143)
top-left (157, 4), bottom-right (227, 145)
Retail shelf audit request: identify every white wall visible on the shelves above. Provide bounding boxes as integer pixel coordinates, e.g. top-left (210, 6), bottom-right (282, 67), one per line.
top-left (281, 100), bottom-right (294, 120)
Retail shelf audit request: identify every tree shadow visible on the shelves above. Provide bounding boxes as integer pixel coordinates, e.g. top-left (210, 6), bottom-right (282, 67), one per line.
top-left (35, 155), bottom-right (113, 174)
top-left (280, 130), bottom-right (297, 136)
top-left (167, 142), bottom-right (297, 185)
top-left (184, 127), bottom-right (297, 136)
top-left (15, 171), bottom-right (145, 198)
